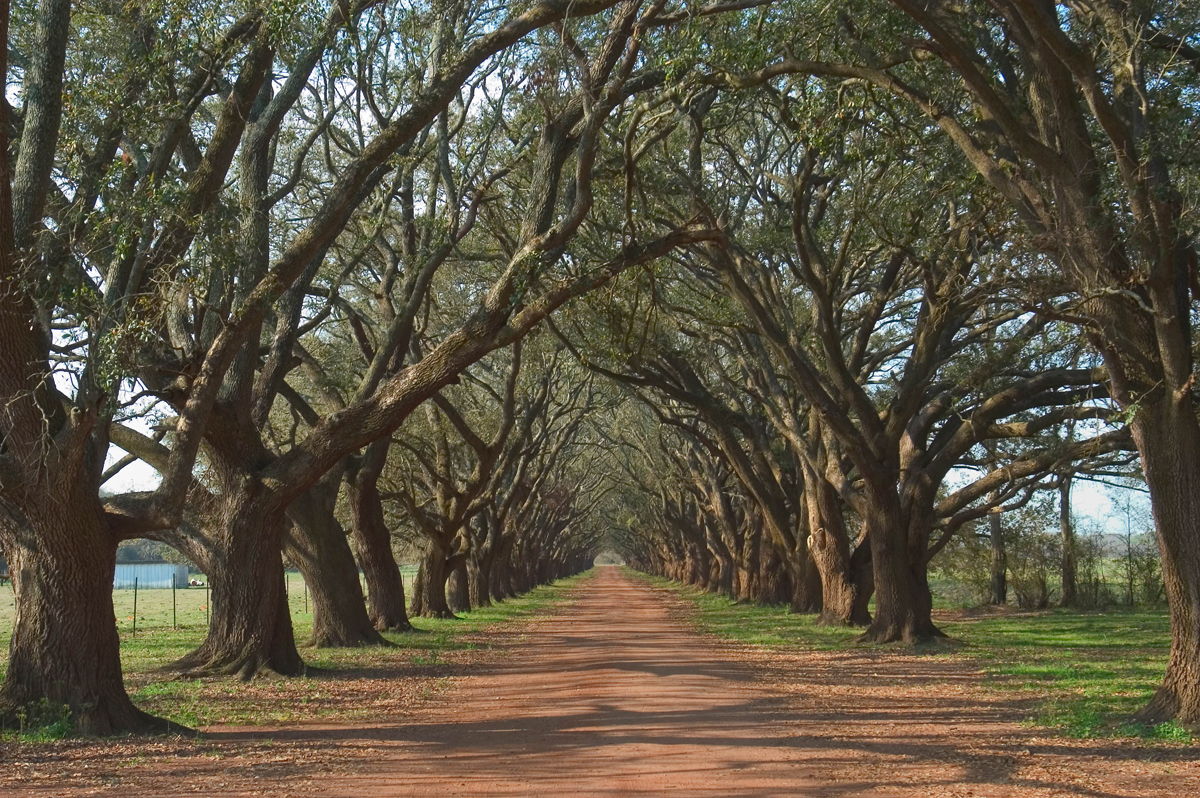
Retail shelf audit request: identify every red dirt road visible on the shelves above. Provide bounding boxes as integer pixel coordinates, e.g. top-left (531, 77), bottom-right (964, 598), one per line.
top-left (215, 566), bottom-right (1200, 797)
top-left (5, 566), bottom-right (1197, 796)
top-left (302, 564), bottom-right (827, 796)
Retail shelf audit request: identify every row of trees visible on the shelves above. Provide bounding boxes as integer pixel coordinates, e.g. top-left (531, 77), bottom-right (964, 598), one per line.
top-left (572, 0), bottom-right (1199, 724)
top-left (1, 0), bottom-right (1197, 732)
top-left (0, 0), bottom-right (724, 733)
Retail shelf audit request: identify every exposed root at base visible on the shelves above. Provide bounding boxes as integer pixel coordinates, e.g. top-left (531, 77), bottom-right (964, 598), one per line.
top-left (168, 649), bottom-right (307, 682)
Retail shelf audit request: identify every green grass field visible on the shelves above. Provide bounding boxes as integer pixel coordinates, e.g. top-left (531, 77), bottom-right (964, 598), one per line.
top-left (633, 570), bottom-right (1190, 743)
top-left (0, 569), bottom-right (419, 674)
top-left (0, 567), bottom-right (581, 734)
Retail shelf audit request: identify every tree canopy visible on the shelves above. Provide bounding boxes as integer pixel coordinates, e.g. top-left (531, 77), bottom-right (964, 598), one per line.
top-left (1, 0), bottom-right (1197, 734)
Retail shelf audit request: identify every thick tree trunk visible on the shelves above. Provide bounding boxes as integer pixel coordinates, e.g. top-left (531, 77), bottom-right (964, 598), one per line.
top-left (685, 540), bottom-right (708, 588)
top-left (859, 494), bottom-right (942, 644)
top-left (1130, 401), bottom-right (1200, 725)
top-left (716, 552), bottom-right (734, 596)
top-left (408, 562), bottom-right (428, 617)
top-left (788, 550), bottom-right (822, 614)
top-left (989, 509), bottom-right (1008, 606)
top-left (757, 544), bottom-right (792, 605)
top-left (517, 554), bottom-right (536, 593)
top-left (1059, 477), bottom-right (1078, 608)
top-left (447, 560), bottom-right (470, 614)
top-left (0, 500), bottom-right (176, 734)
top-left (491, 551), bottom-right (515, 601)
top-left (347, 444), bottom-right (412, 631)
top-left (412, 545), bottom-right (454, 618)
top-left (468, 554), bottom-right (492, 608)
top-left (811, 536), bottom-right (867, 626)
top-left (285, 494), bottom-right (388, 647)
top-left (807, 478), bottom-right (868, 625)
top-left (736, 524), bottom-right (760, 602)
top-left (733, 562), bottom-right (753, 602)
top-left (849, 543), bottom-right (874, 624)
top-left (173, 494), bottom-right (303, 678)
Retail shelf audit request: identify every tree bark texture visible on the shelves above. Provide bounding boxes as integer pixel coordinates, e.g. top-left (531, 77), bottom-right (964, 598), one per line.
top-left (0, 497), bottom-right (175, 734)
top-left (447, 560), bottom-right (470, 614)
top-left (172, 494), bottom-right (303, 678)
top-left (806, 474), bottom-right (869, 625)
top-left (858, 493), bottom-right (942, 644)
top-left (1130, 402), bottom-right (1200, 725)
top-left (285, 481), bottom-right (387, 648)
top-left (411, 545), bottom-right (454, 618)
top-left (989, 509), bottom-right (1008, 606)
top-left (467, 554), bottom-right (492, 608)
top-left (347, 450), bottom-right (412, 631)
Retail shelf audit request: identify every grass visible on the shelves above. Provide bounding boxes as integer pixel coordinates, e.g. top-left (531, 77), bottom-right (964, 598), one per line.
top-left (0, 568), bottom-right (586, 735)
top-left (634, 574), bottom-right (862, 650)
top-left (631, 569), bottom-right (1191, 743)
top-left (0, 569), bottom-right (419, 677)
top-left (938, 610), bottom-right (1190, 741)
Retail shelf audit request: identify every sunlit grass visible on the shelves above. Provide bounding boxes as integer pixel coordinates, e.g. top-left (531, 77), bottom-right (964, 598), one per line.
top-left (1, 569), bottom-right (589, 735)
top-left (633, 571), bottom-right (860, 649)
top-left (939, 609), bottom-right (1186, 741)
top-left (633, 568), bottom-right (1189, 743)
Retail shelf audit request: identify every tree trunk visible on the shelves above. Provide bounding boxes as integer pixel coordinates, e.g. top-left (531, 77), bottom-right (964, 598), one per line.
top-left (859, 494), bottom-right (942, 644)
top-left (788, 549), bottom-right (822, 614)
top-left (757, 543), bottom-right (792, 605)
top-left (849, 544), bottom-right (874, 626)
top-left (716, 551), bottom-right (734, 597)
top-left (1129, 400), bottom-right (1200, 725)
top-left (285, 490), bottom-right (388, 647)
top-left (1059, 477), bottom-right (1078, 608)
top-left (490, 551), bottom-right (515, 602)
top-left (989, 509), bottom-right (1008, 606)
top-left (468, 553), bottom-right (492, 608)
top-left (519, 553), bottom-right (537, 593)
top-left (347, 444), bottom-right (413, 631)
top-left (736, 524), bottom-right (760, 602)
top-left (412, 544), bottom-right (454, 618)
top-left (172, 493), bottom-right (303, 678)
top-left (447, 559), bottom-right (470, 614)
top-left (807, 478), bottom-right (868, 625)
top-left (685, 539), bottom-right (708, 588)
top-left (408, 562), bottom-right (428, 617)
top-left (811, 532), bottom-right (868, 625)
top-left (0, 499), bottom-right (176, 734)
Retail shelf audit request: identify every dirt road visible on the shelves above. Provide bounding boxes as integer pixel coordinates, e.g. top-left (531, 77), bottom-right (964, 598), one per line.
top-left (239, 566), bottom-right (1197, 797)
top-left (299, 564), bottom-right (825, 796)
top-left (6, 566), bottom-right (1197, 796)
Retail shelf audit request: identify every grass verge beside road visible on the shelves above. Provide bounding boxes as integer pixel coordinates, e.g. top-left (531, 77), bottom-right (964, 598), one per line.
top-left (1, 570), bottom-right (589, 736)
top-left (631, 569), bottom-right (1190, 743)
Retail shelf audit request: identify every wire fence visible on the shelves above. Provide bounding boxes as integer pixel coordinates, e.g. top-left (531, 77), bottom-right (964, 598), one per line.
top-left (0, 567), bottom-right (421, 651)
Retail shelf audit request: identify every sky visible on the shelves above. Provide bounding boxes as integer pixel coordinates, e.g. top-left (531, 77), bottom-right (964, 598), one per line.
top-left (102, 441), bottom-right (1153, 538)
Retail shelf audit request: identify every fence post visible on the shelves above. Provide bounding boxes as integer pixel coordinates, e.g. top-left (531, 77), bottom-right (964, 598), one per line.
top-left (205, 580), bottom-right (210, 627)
top-left (173, 576), bottom-right (177, 630)
top-left (132, 577), bottom-right (138, 637)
